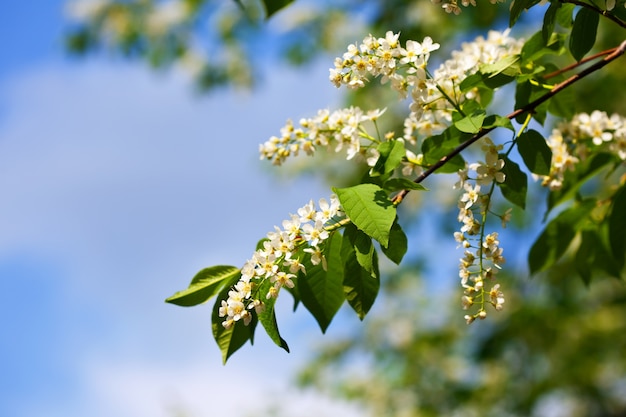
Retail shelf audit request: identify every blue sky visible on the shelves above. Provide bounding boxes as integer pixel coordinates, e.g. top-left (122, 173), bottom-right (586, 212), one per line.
top-left (0, 2), bottom-right (367, 416)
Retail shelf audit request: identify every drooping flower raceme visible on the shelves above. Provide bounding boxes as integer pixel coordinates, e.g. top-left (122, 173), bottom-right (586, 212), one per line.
top-left (259, 107), bottom-right (387, 165)
top-left (219, 195), bottom-right (346, 329)
top-left (541, 111), bottom-right (626, 190)
top-left (454, 137), bottom-right (508, 323)
top-left (262, 30), bottom-right (523, 183)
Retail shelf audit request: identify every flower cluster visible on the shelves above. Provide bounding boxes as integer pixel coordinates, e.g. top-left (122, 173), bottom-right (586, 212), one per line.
top-left (430, 0), bottom-right (506, 14)
top-left (541, 111), bottom-right (626, 190)
top-left (405, 29), bottom-right (523, 139)
top-left (329, 30), bottom-right (522, 140)
top-left (454, 138), bottom-right (508, 323)
top-left (219, 196), bottom-right (345, 329)
top-left (261, 30), bottom-right (524, 180)
top-left (259, 107), bottom-right (386, 165)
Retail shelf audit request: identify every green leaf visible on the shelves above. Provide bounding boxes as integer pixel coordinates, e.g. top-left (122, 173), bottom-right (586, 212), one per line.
top-left (261, 0), bottom-right (294, 18)
top-left (547, 83), bottom-right (575, 118)
top-left (341, 238), bottom-right (380, 319)
top-left (529, 199), bottom-right (596, 274)
top-left (381, 220), bottom-right (408, 265)
top-left (372, 140), bottom-right (406, 177)
top-left (454, 109), bottom-right (486, 134)
top-left (514, 81), bottom-right (549, 125)
top-left (421, 125), bottom-right (469, 171)
top-left (333, 184), bottom-right (396, 247)
top-left (344, 223), bottom-right (377, 277)
top-left (510, 0), bottom-right (540, 27)
top-left (609, 183), bottom-right (626, 267)
top-left (556, 3), bottom-right (575, 28)
top-left (517, 129), bottom-right (552, 176)
top-left (383, 178), bottom-right (428, 192)
top-left (542, 2), bottom-right (560, 43)
top-left (482, 114), bottom-right (514, 132)
top-left (257, 278), bottom-right (290, 352)
top-left (166, 265), bottom-right (240, 307)
top-left (521, 30), bottom-right (568, 63)
top-left (498, 156), bottom-right (527, 209)
top-left (211, 273), bottom-right (256, 364)
top-left (298, 232), bottom-right (345, 332)
top-left (569, 7), bottom-right (599, 61)
top-left (574, 230), bottom-right (594, 285)
top-left (576, 228), bottom-right (622, 284)
top-left (480, 55), bottom-right (521, 77)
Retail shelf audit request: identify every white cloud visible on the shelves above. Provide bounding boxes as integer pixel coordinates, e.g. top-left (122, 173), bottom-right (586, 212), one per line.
top-left (0, 58), bottom-right (361, 417)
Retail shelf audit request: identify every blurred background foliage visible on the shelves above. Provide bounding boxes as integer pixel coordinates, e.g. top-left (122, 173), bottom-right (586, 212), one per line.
top-left (65, 1), bottom-right (626, 415)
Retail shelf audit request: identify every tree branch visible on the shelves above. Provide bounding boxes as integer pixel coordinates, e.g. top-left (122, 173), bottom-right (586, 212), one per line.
top-left (543, 47), bottom-right (617, 79)
top-left (392, 39), bottom-right (626, 205)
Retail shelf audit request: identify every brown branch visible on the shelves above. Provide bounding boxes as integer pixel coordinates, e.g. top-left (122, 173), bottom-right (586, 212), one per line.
top-left (392, 39), bottom-right (626, 205)
top-left (559, 0), bottom-right (626, 29)
top-left (543, 47), bottom-right (617, 79)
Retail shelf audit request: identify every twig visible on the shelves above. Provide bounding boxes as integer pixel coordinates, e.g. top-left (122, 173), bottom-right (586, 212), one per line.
top-left (543, 47), bottom-right (617, 79)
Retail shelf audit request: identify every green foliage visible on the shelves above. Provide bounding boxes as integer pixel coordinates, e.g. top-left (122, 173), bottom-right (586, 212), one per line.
top-left (211, 272), bottom-right (256, 364)
top-left (529, 199), bottom-right (596, 274)
top-left (166, 265), bottom-right (240, 306)
top-left (569, 7), bottom-right (600, 61)
top-left (609, 183), bottom-right (626, 267)
top-left (498, 155), bottom-right (528, 209)
top-left (297, 232), bottom-right (346, 332)
top-left (517, 129), bottom-right (552, 176)
top-left (154, 0), bottom-right (626, 371)
top-left (333, 184), bottom-right (396, 248)
top-left (341, 229), bottom-right (380, 319)
top-left (370, 140), bottom-right (406, 177)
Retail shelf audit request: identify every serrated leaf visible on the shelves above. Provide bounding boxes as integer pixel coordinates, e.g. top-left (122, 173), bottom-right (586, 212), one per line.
top-left (529, 199), bottom-right (595, 274)
top-left (298, 232), bottom-right (345, 332)
top-left (344, 223), bottom-right (377, 277)
top-left (166, 265), bottom-right (240, 307)
top-left (341, 239), bottom-right (380, 319)
top-left (257, 279), bottom-right (290, 352)
top-left (381, 220), bottom-right (408, 265)
top-left (421, 125), bottom-right (469, 171)
top-left (211, 273), bottom-right (256, 364)
top-left (480, 55), bottom-right (520, 77)
top-left (455, 109), bottom-right (486, 134)
top-left (517, 129), bottom-right (552, 176)
top-left (609, 183), bottom-right (626, 267)
top-left (569, 7), bottom-right (599, 61)
top-left (372, 140), bottom-right (406, 177)
top-left (498, 156), bottom-right (527, 209)
top-left (383, 178), bottom-right (428, 192)
top-left (261, 0), bottom-right (294, 18)
top-left (483, 114), bottom-right (514, 131)
top-left (333, 184), bottom-right (396, 247)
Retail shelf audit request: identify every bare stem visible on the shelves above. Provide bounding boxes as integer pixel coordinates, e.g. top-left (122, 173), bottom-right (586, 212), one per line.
top-left (391, 39), bottom-right (626, 205)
